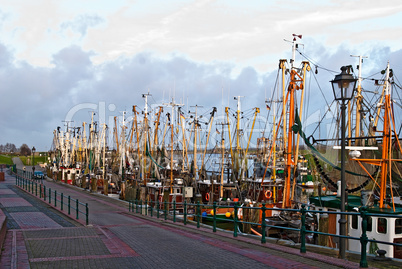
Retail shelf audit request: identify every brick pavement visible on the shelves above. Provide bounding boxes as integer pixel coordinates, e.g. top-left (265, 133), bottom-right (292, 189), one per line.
top-left (0, 170), bottom-right (377, 269)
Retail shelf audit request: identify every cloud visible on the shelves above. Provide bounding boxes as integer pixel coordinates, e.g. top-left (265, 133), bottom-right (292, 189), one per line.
top-left (60, 14), bottom-right (104, 37)
top-left (0, 38), bottom-right (401, 150)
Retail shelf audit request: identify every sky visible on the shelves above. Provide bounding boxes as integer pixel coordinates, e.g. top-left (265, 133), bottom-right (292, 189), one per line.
top-left (0, 0), bottom-right (402, 151)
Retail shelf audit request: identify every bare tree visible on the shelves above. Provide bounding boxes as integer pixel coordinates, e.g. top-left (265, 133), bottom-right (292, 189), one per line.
top-left (19, 144), bottom-right (31, 156)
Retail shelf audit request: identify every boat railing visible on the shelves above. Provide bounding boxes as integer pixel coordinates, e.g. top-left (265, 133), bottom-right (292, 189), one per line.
top-left (13, 169), bottom-right (89, 225)
top-left (128, 199), bottom-right (402, 268)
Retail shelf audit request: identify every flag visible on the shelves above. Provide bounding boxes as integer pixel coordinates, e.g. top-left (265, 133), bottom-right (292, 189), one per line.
top-left (179, 111), bottom-right (185, 121)
top-left (266, 104), bottom-right (271, 110)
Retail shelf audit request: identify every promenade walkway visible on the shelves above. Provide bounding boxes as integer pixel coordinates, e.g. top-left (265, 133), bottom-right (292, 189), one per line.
top-left (0, 168), bottom-right (384, 269)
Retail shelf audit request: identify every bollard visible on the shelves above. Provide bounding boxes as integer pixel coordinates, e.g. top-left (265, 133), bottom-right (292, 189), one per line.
top-left (136, 200), bottom-right (139, 213)
top-left (68, 196), bottom-right (71, 215)
top-left (360, 207), bottom-right (369, 268)
top-left (129, 200), bottom-right (132, 212)
top-left (300, 204), bottom-right (307, 253)
top-left (197, 201), bottom-right (200, 229)
top-left (184, 201), bottom-right (187, 225)
top-left (234, 203), bottom-right (238, 237)
top-left (35, 182), bottom-right (38, 196)
top-left (76, 199), bottom-right (79, 220)
top-left (40, 184), bottom-right (42, 198)
top-left (49, 188), bottom-right (51, 203)
top-left (150, 200), bottom-right (153, 217)
top-left (173, 201), bottom-right (176, 223)
top-left (54, 190), bottom-right (57, 207)
top-left (261, 202), bottom-right (266, 244)
top-left (86, 203), bottom-right (89, 225)
top-left (213, 202), bottom-right (217, 232)
top-left (140, 200), bottom-right (142, 215)
top-left (44, 185), bottom-right (47, 201)
top-left (61, 193), bottom-right (64, 211)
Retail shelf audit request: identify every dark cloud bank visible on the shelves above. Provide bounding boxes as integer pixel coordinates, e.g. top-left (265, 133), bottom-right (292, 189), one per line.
top-left (0, 41), bottom-right (401, 150)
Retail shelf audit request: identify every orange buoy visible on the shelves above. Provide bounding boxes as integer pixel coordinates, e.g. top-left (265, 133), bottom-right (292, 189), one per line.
top-left (265, 189), bottom-right (272, 199)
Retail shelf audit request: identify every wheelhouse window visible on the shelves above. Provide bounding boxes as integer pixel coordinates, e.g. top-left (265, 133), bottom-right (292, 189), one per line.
top-left (395, 219), bottom-right (402, 234)
top-left (351, 215), bottom-right (358, 229)
top-left (367, 216), bottom-right (372, 232)
top-left (378, 218), bottom-right (387, 234)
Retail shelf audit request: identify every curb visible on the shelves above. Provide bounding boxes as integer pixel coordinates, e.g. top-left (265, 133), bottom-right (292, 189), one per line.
top-left (0, 209), bottom-right (7, 255)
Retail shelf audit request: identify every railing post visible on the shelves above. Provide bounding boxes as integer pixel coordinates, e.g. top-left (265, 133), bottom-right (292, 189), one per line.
top-left (85, 203), bottom-right (89, 225)
top-left (35, 182), bottom-right (38, 196)
top-left (157, 200), bottom-right (160, 218)
top-left (140, 200), bottom-right (143, 215)
top-left (61, 193), bottom-right (64, 211)
top-left (184, 201), bottom-right (187, 225)
top-left (233, 203), bottom-right (238, 237)
top-left (136, 200), bottom-right (139, 213)
top-left (213, 202), bottom-right (217, 232)
top-left (173, 201), bottom-right (176, 222)
top-left (150, 200), bottom-right (153, 217)
top-left (261, 202), bottom-right (266, 244)
top-left (197, 201), bottom-right (200, 228)
top-left (76, 199), bottom-right (79, 220)
top-left (68, 196), bottom-right (71, 215)
top-left (359, 207), bottom-right (369, 268)
top-left (300, 204), bottom-right (307, 253)
top-left (40, 184), bottom-right (42, 198)
top-left (164, 200), bottom-right (167, 220)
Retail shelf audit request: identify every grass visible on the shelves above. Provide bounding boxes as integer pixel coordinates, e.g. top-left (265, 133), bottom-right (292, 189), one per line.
top-left (0, 155), bottom-right (14, 165)
top-left (19, 155), bottom-right (47, 165)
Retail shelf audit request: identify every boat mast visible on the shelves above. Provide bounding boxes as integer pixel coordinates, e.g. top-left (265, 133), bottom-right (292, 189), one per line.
top-left (280, 59), bottom-right (287, 151)
top-left (291, 61), bottom-right (310, 201)
top-left (284, 34), bottom-right (304, 208)
top-left (351, 55), bottom-right (368, 145)
top-left (189, 105), bottom-right (201, 178)
top-left (142, 93), bottom-right (151, 183)
top-left (163, 99), bottom-right (184, 192)
top-left (200, 107), bottom-right (217, 177)
top-left (379, 62), bottom-right (391, 209)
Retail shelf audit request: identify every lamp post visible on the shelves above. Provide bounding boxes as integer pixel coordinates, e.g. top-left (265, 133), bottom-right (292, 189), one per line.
top-left (32, 147), bottom-right (36, 174)
top-left (331, 66), bottom-right (357, 259)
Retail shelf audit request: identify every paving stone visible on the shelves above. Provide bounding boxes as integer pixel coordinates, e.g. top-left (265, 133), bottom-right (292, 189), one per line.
top-left (1, 171), bottom-right (370, 269)
top-left (10, 212), bottom-right (62, 229)
top-left (26, 237), bottom-right (110, 258)
top-left (24, 227), bottom-right (97, 239)
top-left (0, 197), bottom-right (33, 207)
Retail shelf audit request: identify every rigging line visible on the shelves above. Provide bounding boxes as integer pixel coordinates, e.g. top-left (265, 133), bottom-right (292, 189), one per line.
top-left (304, 67), bottom-right (312, 123)
top-left (296, 49), bottom-right (338, 74)
top-left (311, 70), bottom-right (331, 109)
top-left (267, 68), bottom-right (280, 105)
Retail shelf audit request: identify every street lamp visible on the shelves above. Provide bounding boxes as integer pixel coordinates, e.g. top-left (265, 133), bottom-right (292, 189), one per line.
top-left (331, 66), bottom-right (357, 259)
top-left (32, 147), bottom-right (36, 171)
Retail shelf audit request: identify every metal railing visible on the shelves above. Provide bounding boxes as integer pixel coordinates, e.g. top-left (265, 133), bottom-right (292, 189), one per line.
top-left (128, 199), bottom-right (402, 268)
top-left (14, 170), bottom-right (89, 225)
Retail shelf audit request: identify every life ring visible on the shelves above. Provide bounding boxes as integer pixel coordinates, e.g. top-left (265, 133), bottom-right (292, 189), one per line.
top-left (205, 193), bottom-right (210, 201)
top-left (265, 190), bottom-right (272, 199)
